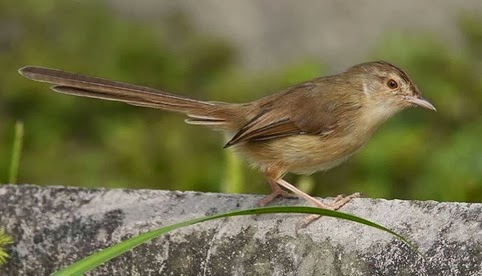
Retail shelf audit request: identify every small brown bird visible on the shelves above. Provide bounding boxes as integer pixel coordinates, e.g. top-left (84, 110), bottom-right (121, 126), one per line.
top-left (18, 61), bottom-right (435, 218)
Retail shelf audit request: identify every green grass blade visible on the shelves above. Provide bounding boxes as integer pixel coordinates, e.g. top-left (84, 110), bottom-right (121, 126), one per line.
top-left (53, 206), bottom-right (421, 275)
top-left (8, 121), bottom-right (24, 184)
top-left (0, 227), bottom-right (13, 266)
top-left (222, 150), bottom-right (244, 194)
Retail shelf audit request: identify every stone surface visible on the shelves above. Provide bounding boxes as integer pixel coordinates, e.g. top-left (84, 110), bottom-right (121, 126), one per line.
top-left (0, 184), bottom-right (481, 275)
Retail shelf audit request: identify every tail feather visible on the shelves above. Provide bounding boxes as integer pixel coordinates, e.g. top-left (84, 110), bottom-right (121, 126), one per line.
top-left (51, 85), bottom-right (203, 111)
top-left (184, 114), bottom-right (227, 125)
top-left (19, 66), bottom-right (237, 127)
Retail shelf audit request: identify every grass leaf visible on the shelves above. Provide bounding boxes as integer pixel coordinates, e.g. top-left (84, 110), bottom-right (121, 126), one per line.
top-left (8, 121), bottom-right (24, 184)
top-left (0, 227), bottom-right (13, 266)
top-left (53, 206), bottom-right (421, 275)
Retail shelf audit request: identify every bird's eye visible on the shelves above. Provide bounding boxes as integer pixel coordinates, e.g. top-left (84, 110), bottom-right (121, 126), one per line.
top-left (387, 79), bottom-right (398, 89)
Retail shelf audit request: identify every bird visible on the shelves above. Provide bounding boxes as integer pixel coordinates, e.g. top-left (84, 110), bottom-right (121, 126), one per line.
top-left (18, 61), bottom-right (436, 222)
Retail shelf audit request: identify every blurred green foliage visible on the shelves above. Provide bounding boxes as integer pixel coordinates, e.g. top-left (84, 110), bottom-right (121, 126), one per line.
top-left (0, 1), bottom-right (480, 202)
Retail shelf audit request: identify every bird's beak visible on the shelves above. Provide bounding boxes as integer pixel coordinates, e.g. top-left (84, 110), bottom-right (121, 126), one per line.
top-left (405, 96), bottom-right (436, 111)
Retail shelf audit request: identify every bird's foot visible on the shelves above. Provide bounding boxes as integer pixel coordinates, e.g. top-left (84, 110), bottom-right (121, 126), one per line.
top-left (257, 186), bottom-right (294, 207)
top-left (298, 192), bottom-right (361, 229)
top-left (264, 177), bottom-right (360, 230)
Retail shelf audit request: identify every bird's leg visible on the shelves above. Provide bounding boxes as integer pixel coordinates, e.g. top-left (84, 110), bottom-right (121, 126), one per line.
top-left (275, 178), bottom-right (333, 208)
top-left (258, 178), bottom-right (294, 206)
top-left (275, 178), bottom-right (360, 227)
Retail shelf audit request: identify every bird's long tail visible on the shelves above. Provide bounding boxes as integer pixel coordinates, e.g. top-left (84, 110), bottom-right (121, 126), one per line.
top-left (19, 66), bottom-right (240, 128)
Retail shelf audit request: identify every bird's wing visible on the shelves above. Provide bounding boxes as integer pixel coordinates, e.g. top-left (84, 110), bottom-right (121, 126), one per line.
top-left (224, 84), bottom-right (340, 147)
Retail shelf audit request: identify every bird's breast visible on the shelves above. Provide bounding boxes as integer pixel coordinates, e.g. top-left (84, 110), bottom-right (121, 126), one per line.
top-left (235, 132), bottom-right (371, 175)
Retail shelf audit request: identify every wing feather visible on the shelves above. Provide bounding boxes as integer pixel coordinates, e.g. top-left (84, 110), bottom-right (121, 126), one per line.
top-left (224, 83), bottom-right (343, 147)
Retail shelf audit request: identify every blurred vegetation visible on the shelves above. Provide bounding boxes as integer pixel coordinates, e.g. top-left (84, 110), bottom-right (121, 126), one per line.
top-left (0, 1), bottom-right (480, 202)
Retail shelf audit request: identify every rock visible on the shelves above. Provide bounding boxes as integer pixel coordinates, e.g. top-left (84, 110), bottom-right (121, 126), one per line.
top-left (0, 184), bottom-right (480, 275)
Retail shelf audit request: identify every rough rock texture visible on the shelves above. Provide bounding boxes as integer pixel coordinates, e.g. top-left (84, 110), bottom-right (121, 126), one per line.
top-left (0, 185), bottom-right (480, 276)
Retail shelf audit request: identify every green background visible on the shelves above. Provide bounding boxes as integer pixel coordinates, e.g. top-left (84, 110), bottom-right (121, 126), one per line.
top-left (1, 1), bottom-right (481, 202)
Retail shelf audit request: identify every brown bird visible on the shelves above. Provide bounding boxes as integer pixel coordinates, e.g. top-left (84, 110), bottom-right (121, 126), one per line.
top-left (18, 61), bottom-right (435, 220)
